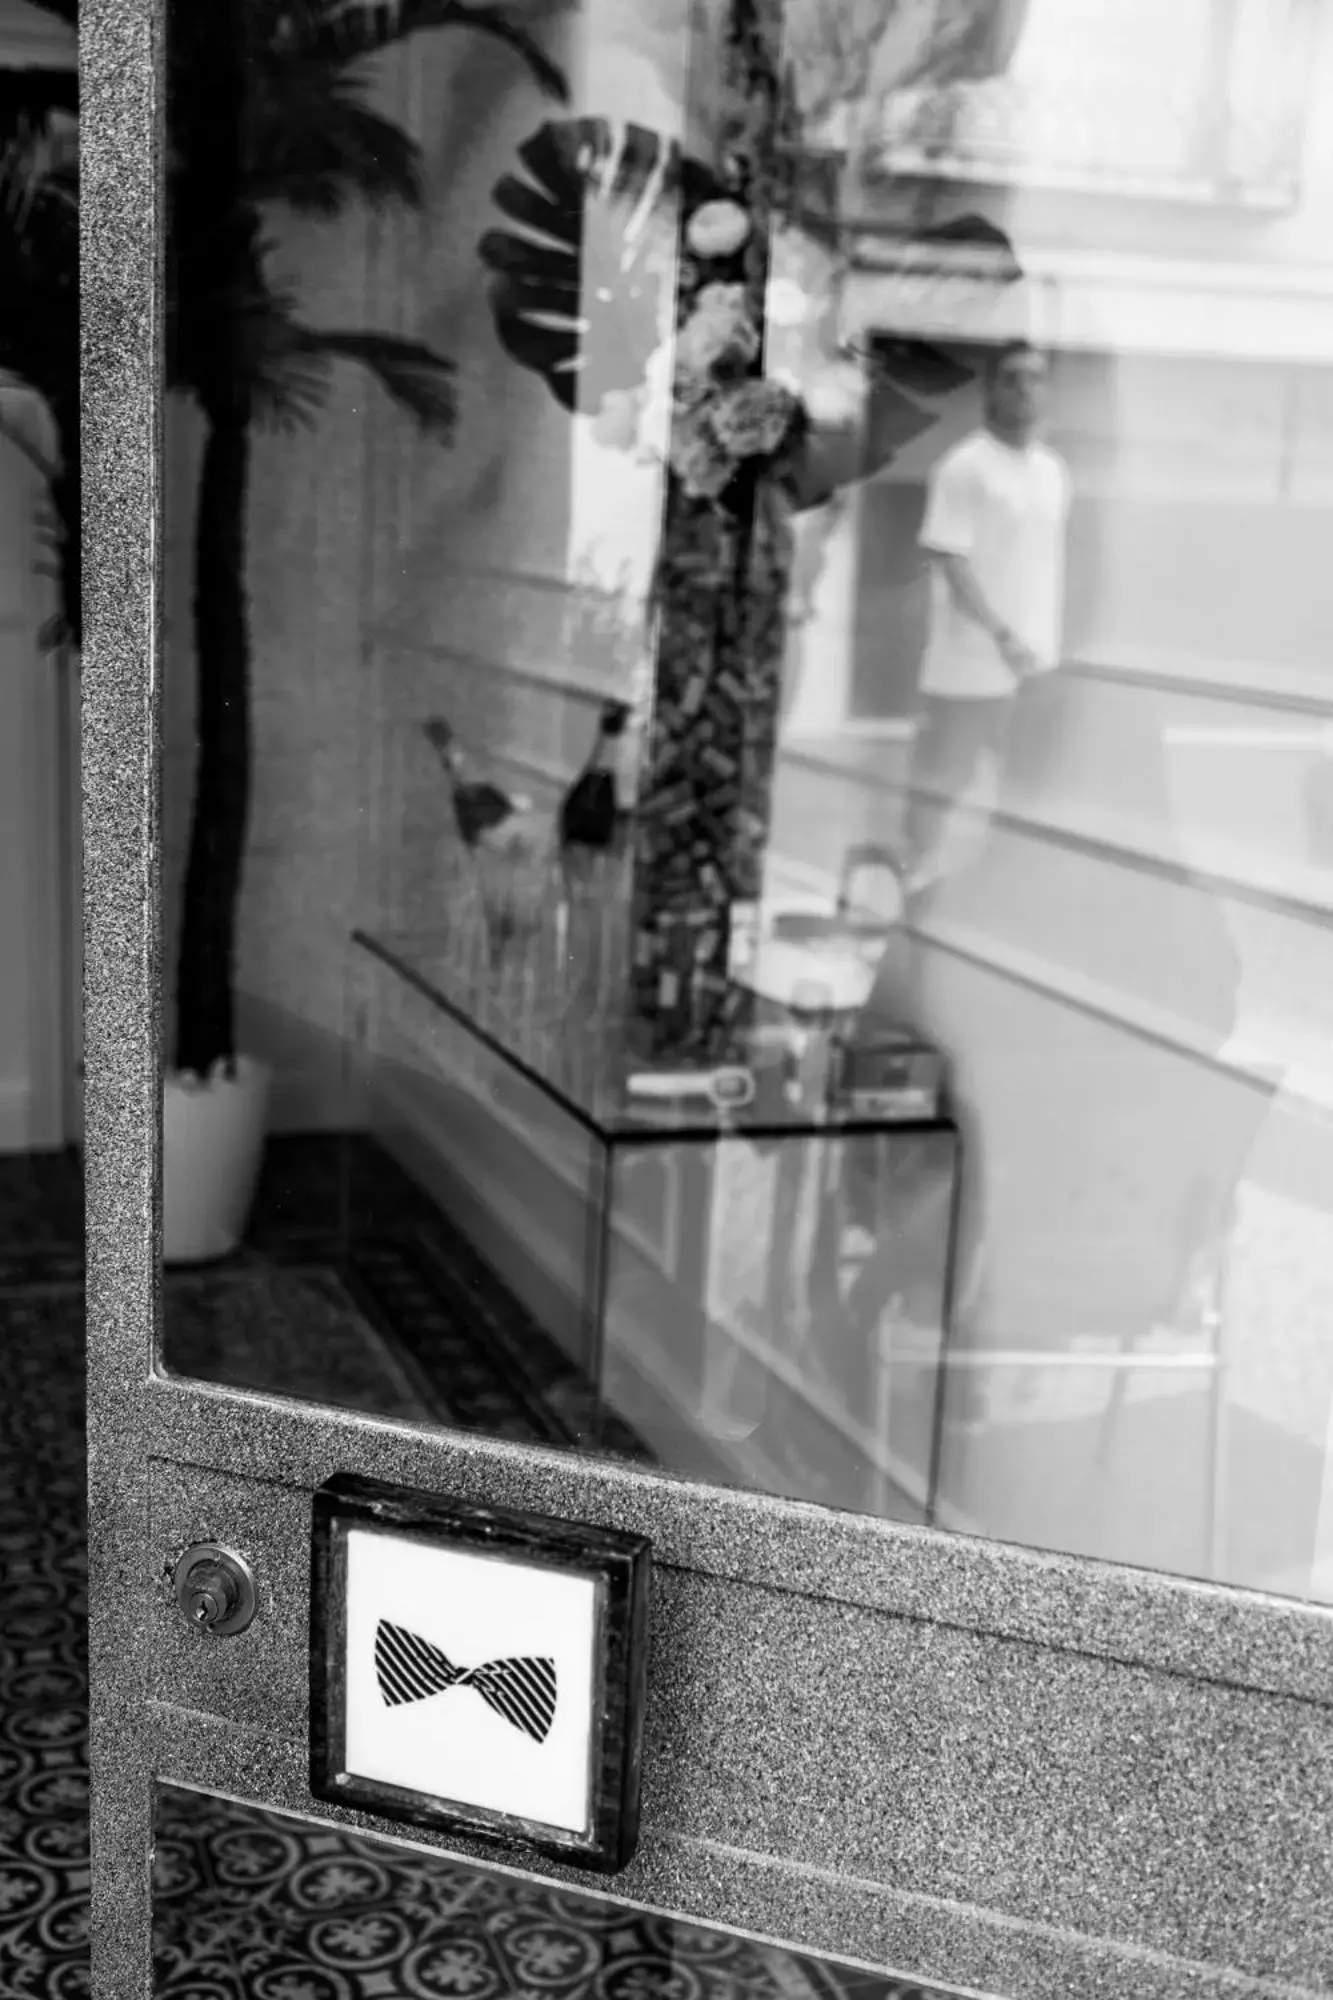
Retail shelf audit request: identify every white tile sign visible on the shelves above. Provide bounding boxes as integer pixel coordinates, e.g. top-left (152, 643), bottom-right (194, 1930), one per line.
top-left (341, 1525), bottom-right (600, 1835)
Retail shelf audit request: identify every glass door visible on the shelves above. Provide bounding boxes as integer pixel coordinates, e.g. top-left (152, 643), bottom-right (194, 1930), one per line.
top-left (75, 0), bottom-right (1333, 1994)
top-left (153, 0), bottom-right (971, 1539)
top-left (150, 0), bottom-right (1333, 1607)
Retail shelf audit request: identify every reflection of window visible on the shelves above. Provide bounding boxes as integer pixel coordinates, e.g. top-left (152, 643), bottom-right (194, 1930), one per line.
top-left (875, 0), bottom-right (1315, 209)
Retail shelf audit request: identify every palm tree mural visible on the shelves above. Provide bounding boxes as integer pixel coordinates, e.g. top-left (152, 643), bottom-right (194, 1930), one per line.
top-left (782, 0), bottom-right (1032, 143)
top-left (164, 0), bottom-right (565, 1082)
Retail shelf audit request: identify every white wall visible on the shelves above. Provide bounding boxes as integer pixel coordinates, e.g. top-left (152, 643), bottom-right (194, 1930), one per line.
top-left (0, 387), bottom-right (70, 1151)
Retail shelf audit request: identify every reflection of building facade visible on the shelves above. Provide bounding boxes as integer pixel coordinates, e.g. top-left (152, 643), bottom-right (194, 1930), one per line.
top-left (141, 0), bottom-right (1333, 1610)
top-left (775, 0), bottom-right (1333, 1604)
top-left (788, 0), bottom-right (1332, 736)
top-left (878, 0), bottom-right (1314, 208)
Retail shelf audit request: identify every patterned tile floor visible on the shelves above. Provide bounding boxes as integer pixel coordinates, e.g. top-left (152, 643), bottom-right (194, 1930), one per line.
top-left (0, 1140), bottom-right (959, 2000)
top-left (163, 1134), bottom-right (650, 1459)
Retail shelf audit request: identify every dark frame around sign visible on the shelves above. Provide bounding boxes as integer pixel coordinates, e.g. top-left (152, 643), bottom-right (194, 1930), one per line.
top-left (310, 1475), bottom-right (652, 1873)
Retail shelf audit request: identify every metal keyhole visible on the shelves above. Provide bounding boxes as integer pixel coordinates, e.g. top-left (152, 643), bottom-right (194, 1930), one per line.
top-left (172, 1543), bottom-right (257, 1637)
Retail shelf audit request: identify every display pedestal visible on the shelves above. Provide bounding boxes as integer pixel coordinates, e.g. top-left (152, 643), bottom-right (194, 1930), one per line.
top-left (356, 920), bottom-right (959, 1521)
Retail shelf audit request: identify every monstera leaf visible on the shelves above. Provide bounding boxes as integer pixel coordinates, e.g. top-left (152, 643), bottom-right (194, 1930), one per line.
top-left (479, 115), bottom-right (1025, 519)
top-left (477, 116), bottom-right (724, 415)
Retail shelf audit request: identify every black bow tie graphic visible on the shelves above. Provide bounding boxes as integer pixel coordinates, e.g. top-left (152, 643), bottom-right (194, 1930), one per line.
top-left (375, 1620), bottom-right (557, 1744)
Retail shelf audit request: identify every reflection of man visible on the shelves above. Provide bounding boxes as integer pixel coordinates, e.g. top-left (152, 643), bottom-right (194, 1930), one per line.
top-left (903, 341), bottom-right (1069, 886)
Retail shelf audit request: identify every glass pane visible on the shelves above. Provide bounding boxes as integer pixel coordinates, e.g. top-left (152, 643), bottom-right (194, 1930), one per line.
top-left (0, 45), bottom-right (84, 2000)
top-left (0, 50), bottom-right (80, 1232)
top-left (156, 0), bottom-right (1333, 1607)
top-left (152, 1787), bottom-right (972, 1999)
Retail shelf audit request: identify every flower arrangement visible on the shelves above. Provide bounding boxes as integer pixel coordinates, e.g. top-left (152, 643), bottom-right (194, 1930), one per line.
top-left (592, 204), bottom-right (811, 511)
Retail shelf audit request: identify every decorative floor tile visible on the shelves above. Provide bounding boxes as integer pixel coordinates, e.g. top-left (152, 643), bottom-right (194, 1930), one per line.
top-left (0, 1141), bottom-right (958, 2000)
top-left (162, 1264), bottom-right (444, 1423)
top-left (150, 1788), bottom-right (939, 2000)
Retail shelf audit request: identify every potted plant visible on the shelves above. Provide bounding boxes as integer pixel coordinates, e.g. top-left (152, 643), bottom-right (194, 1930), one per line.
top-left (160, 0), bottom-right (565, 1263)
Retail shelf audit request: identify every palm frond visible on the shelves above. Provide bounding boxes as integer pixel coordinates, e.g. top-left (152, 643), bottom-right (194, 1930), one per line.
top-left (294, 327), bottom-right (458, 435)
top-left (167, 247), bottom-right (286, 408)
top-left (277, 0), bottom-right (567, 102)
top-left (0, 145), bottom-right (78, 403)
top-left (245, 65), bottom-right (424, 214)
top-left (238, 301), bottom-right (457, 438)
top-left (0, 70), bottom-right (77, 155)
top-left (247, 337), bottom-right (337, 432)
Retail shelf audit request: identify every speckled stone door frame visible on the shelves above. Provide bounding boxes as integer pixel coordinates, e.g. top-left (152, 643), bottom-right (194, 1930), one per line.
top-left (80, 2), bottom-right (1333, 1996)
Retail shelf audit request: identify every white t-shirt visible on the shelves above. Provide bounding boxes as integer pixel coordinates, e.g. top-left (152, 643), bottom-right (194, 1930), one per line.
top-left (918, 429), bottom-right (1069, 699)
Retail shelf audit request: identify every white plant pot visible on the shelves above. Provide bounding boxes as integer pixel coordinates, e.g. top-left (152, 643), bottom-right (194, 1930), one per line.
top-left (163, 1056), bottom-right (270, 1265)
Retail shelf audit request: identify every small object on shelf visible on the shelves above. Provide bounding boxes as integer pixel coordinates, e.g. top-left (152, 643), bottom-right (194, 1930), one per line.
top-left (726, 900), bottom-right (761, 979)
top-left (625, 1064), bottom-right (757, 1115)
top-left (741, 844), bottom-right (909, 1020)
top-left (686, 197), bottom-right (751, 259)
top-left (829, 1031), bottom-right (945, 1123)
top-left (559, 700), bottom-right (631, 853)
top-left (771, 843), bottom-right (906, 945)
top-left (556, 701), bottom-right (635, 1021)
top-left (422, 715), bottom-right (549, 959)
top-left (746, 940), bottom-right (875, 1016)
top-left (423, 715), bottom-right (531, 849)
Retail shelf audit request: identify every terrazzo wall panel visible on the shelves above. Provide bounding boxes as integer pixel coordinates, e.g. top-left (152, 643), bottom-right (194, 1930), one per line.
top-left (84, 3), bottom-right (1333, 2000)
top-left (120, 1391), bottom-right (1333, 2000)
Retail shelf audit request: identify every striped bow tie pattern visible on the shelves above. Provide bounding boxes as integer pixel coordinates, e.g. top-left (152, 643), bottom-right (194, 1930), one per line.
top-left (374, 1620), bottom-right (557, 1744)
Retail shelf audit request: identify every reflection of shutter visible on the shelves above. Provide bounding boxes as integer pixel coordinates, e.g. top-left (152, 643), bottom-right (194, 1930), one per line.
top-left (947, 0), bottom-right (1035, 83)
top-left (1191, 0), bottom-right (1240, 180)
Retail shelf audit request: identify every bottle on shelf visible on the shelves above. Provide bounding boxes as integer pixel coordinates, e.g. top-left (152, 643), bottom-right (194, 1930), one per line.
top-left (558, 699), bottom-right (631, 855)
top-left (556, 700), bottom-right (635, 1021)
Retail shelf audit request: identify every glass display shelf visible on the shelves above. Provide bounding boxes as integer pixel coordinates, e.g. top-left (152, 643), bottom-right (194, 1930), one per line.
top-left (353, 922), bottom-right (961, 1526)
